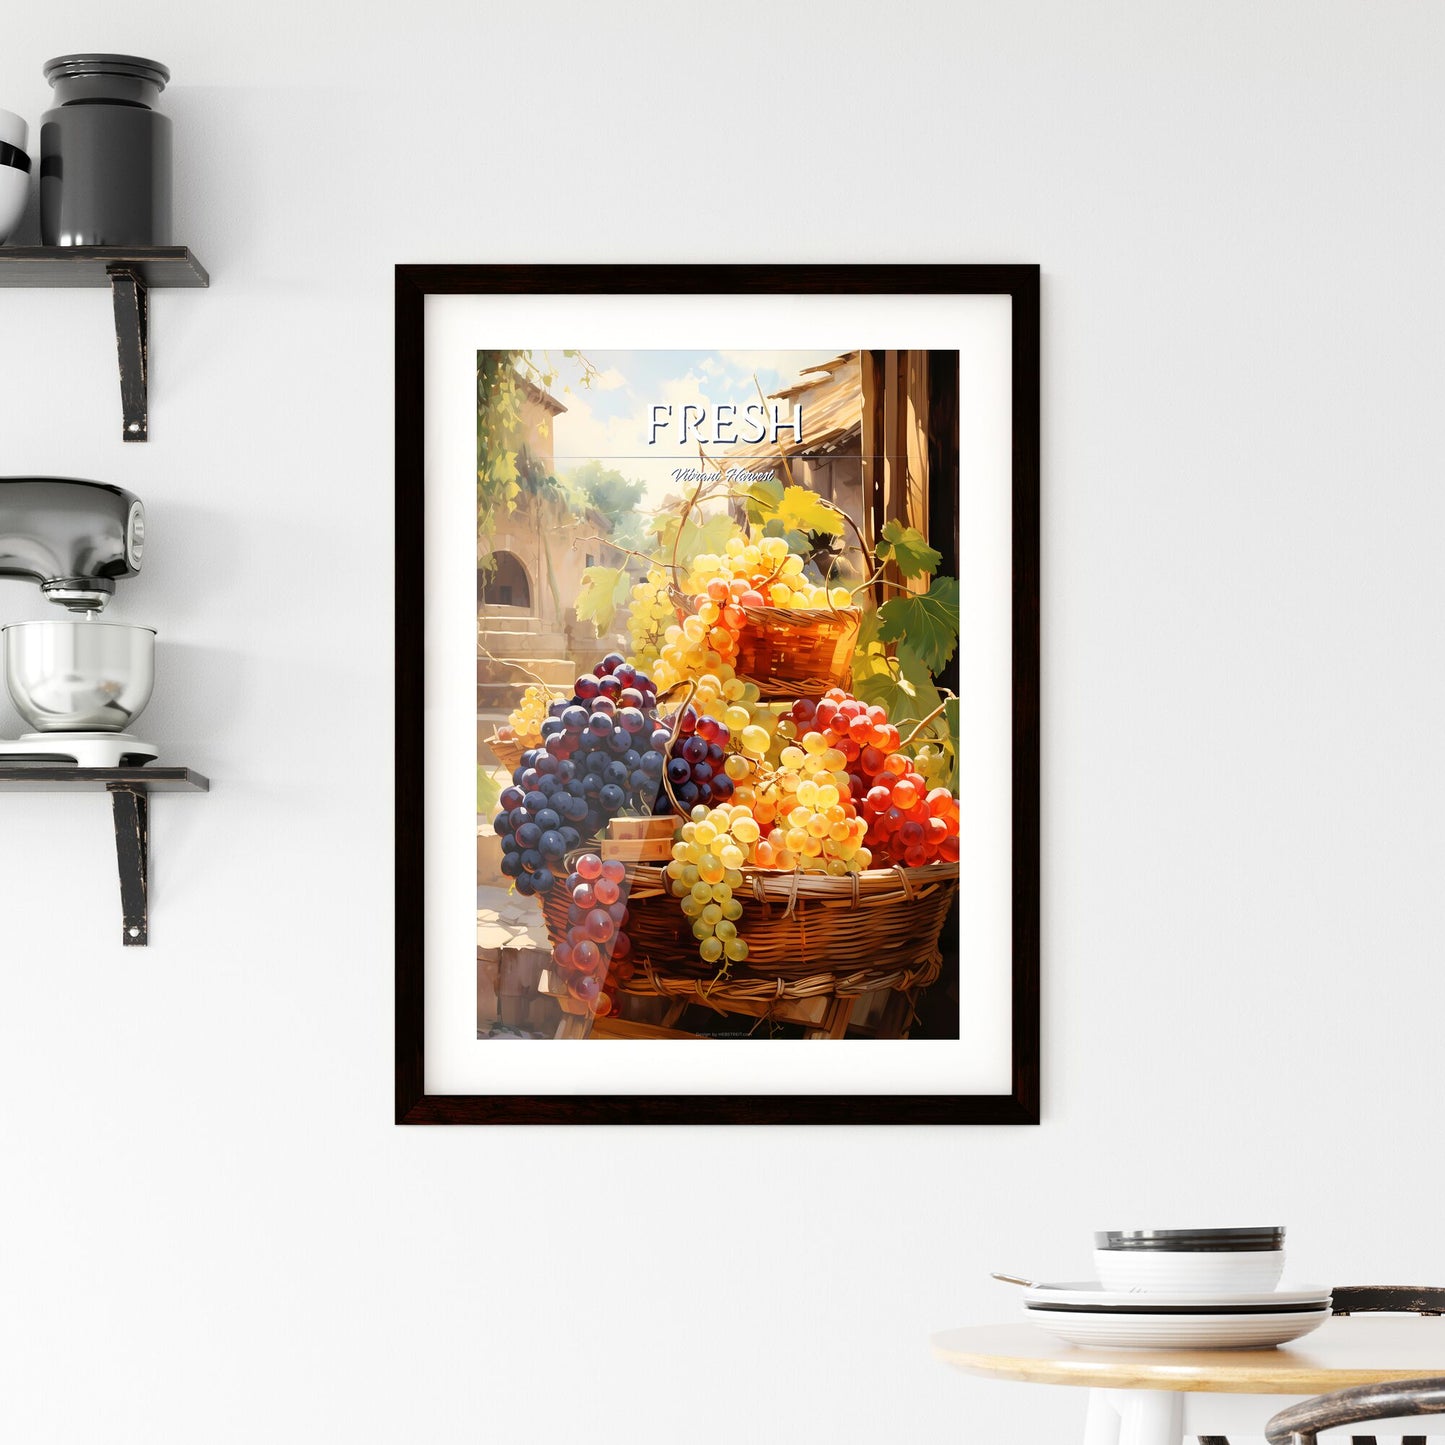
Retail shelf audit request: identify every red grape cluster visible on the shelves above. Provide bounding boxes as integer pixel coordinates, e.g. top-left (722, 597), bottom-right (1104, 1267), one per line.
top-left (862, 775), bottom-right (961, 867)
top-left (788, 690), bottom-right (902, 775)
top-left (552, 853), bottom-right (635, 1017)
top-left (798, 687), bottom-right (961, 867)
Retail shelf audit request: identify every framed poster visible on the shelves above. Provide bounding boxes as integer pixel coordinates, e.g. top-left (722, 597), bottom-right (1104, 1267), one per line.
top-left (396, 264), bottom-right (1039, 1124)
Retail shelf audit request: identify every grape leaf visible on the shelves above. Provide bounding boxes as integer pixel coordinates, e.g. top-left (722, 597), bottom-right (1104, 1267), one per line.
top-left (851, 611), bottom-right (889, 671)
top-left (876, 518), bottom-right (942, 580)
top-left (875, 576), bottom-right (960, 675)
top-left (895, 643), bottom-right (945, 722)
top-left (743, 472), bottom-right (785, 525)
top-left (646, 511), bottom-right (738, 570)
top-left (477, 766), bottom-right (501, 817)
top-left (847, 607), bottom-right (892, 689)
top-left (854, 642), bottom-right (942, 728)
top-left (773, 485), bottom-right (844, 537)
top-left (854, 605), bottom-right (884, 651)
top-left (854, 670), bottom-right (910, 714)
top-left (759, 518), bottom-right (809, 554)
top-left (574, 565), bottom-right (631, 633)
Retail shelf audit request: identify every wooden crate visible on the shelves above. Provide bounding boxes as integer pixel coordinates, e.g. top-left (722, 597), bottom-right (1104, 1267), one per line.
top-left (600, 816), bottom-right (676, 863)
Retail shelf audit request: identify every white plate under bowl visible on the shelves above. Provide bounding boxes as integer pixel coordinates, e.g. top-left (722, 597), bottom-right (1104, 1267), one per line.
top-left (1024, 1307), bottom-right (1328, 1350)
top-left (1022, 1281), bottom-right (1331, 1311)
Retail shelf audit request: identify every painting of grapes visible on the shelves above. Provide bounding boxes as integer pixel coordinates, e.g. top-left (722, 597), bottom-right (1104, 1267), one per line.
top-left (476, 349), bottom-right (964, 1041)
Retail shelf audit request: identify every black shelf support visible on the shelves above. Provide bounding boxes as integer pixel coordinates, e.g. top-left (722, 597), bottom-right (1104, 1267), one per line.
top-left (0, 247), bottom-right (207, 443)
top-left (108, 782), bottom-right (150, 945)
top-left (109, 267), bottom-right (149, 442)
top-left (0, 766), bottom-right (208, 946)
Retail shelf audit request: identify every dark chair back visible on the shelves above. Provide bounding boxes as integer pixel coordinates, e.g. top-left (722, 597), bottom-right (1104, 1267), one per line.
top-left (1265, 1376), bottom-right (1445, 1444)
top-left (1331, 1286), bottom-right (1445, 1317)
top-left (1200, 1288), bottom-right (1445, 1445)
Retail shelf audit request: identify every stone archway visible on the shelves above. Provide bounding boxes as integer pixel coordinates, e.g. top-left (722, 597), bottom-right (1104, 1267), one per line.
top-left (479, 550), bottom-right (532, 610)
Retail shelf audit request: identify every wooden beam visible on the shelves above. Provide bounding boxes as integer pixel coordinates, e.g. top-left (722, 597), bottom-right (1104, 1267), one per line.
top-left (860, 349), bottom-right (886, 605)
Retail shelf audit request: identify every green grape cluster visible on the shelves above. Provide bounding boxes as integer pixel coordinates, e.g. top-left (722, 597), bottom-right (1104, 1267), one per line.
top-left (502, 683), bottom-right (552, 749)
top-left (663, 803), bottom-right (756, 968)
top-left (912, 740), bottom-right (952, 789)
top-left (626, 568), bottom-right (673, 671)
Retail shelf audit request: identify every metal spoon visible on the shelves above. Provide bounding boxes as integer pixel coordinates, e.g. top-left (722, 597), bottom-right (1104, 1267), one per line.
top-left (991, 1272), bottom-right (1042, 1288)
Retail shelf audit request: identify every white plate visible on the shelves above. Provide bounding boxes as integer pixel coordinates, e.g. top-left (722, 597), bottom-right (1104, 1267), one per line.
top-left (1023, 1306), bottom-right (1328, 1350)
top-left (1021, 1281), bottom-right (1331, 1311)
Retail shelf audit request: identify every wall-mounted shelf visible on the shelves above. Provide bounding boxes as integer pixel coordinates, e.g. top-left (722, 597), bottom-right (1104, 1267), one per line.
top-left (0, 765), bottom-right (210, 946)
top-left (0, 246), bottom-right (209, 443)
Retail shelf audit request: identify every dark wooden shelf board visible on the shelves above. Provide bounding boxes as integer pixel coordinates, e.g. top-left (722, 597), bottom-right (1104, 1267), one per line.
top-left (0, 766), bottom-right (209, 794)
top-left (0, 246), bottom-right (209, 288)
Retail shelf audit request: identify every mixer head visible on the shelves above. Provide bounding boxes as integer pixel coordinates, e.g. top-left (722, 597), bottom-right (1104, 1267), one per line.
top-left (0, 477), bottom-right (145, 613)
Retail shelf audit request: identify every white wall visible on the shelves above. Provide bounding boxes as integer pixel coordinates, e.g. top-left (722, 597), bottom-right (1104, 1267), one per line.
top-left (1, 3), bottom-right (1442, 1441)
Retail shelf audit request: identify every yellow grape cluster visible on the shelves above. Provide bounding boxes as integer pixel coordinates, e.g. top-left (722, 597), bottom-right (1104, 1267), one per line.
top-left (503, 684), bottom-right (552, 748)
top-left (685, 535), bottom-right (852, 612)
top-left (659, 732), bottom-right (875, 971)
top-left (655, 608), bottom-right (739, 688)
top-left (665, 803), bottom-right (757, 967)
top-left (748, 736), bottom-right (872, 875)
top-left (626, 567), bottom-right (672, 671)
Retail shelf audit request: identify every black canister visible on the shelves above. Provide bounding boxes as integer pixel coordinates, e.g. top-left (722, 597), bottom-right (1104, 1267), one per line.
top-left (40, 54), bottom-right (172, 247)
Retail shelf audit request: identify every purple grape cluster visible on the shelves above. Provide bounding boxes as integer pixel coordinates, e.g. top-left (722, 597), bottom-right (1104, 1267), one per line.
top-left (652, 707), bottom-right (735, 815)
top-left (495, 653), bottom-right (670, 895)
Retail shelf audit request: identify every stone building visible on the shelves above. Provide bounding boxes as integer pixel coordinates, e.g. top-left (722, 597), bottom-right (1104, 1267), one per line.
top-left (477, 375), bottom-right (635, 713)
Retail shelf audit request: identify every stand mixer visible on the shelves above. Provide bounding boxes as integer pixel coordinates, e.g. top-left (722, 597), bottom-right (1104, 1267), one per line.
top-left (0, 477), bottom-right (158, 767)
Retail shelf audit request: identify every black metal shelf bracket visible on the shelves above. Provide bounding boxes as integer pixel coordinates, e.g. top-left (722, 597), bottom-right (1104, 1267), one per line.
top-left (109, 266), bottom-right (149, 443)
top-left (107, 782), bottom-right (150, 945)
top-left (0, 247), bottom-right (206, 443)
top-left (0, 766), bottom-right (206, 947)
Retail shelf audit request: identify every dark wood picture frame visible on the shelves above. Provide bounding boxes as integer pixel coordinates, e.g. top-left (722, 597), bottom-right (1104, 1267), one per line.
top-left (395, 263), bottom-right (1040, 1125)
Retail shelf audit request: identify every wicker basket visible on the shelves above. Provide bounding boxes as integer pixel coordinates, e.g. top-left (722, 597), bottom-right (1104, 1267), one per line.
top-left (542, 949), bottom-right (942, 1028)
top-left (483, 733), bottom-right (528, 775)
top-left (672, 590), bottom-right (861, 698)
top-left (734, 602), bottom-right (862, 697)
top-left (542, 859), bottom-right (957, 981)
top-left (618, 950), bottom-right (941, 1010)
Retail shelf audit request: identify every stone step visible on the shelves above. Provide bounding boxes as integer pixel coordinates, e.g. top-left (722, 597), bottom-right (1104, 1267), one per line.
top-left (476, 664), bottom-right (572, 693)
top-left (484, 646), bottom-right (569, 664)
top-left (482, 647), bottom-right (574, 667)
top-left (478, 686), bottom-right (550, 711)
top-left (478, 611), bottom-right (548, 634)
top-left (476, 624), bottom-right (566, 641)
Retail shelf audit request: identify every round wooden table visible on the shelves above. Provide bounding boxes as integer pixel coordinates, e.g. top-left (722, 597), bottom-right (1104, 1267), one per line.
top-left (932, 1319), bottom-right (1445, 1443)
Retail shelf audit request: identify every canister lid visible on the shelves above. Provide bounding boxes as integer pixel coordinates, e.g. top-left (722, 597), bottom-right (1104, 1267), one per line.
top-left (43, 54), bottom-right (170, 89)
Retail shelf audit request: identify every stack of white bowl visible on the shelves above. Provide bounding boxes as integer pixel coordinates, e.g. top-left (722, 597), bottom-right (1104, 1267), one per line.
top-left (1017, 1225), bottom-right (1335, 1349)
top-left (1094, 1225), bottom-right (1287, 1292)
top-left (0, 108), bottom-right (32, 245)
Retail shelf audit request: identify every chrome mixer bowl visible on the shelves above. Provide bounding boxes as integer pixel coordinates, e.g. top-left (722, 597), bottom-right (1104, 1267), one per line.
top-left (2, 620), bottom-right (155, 732)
